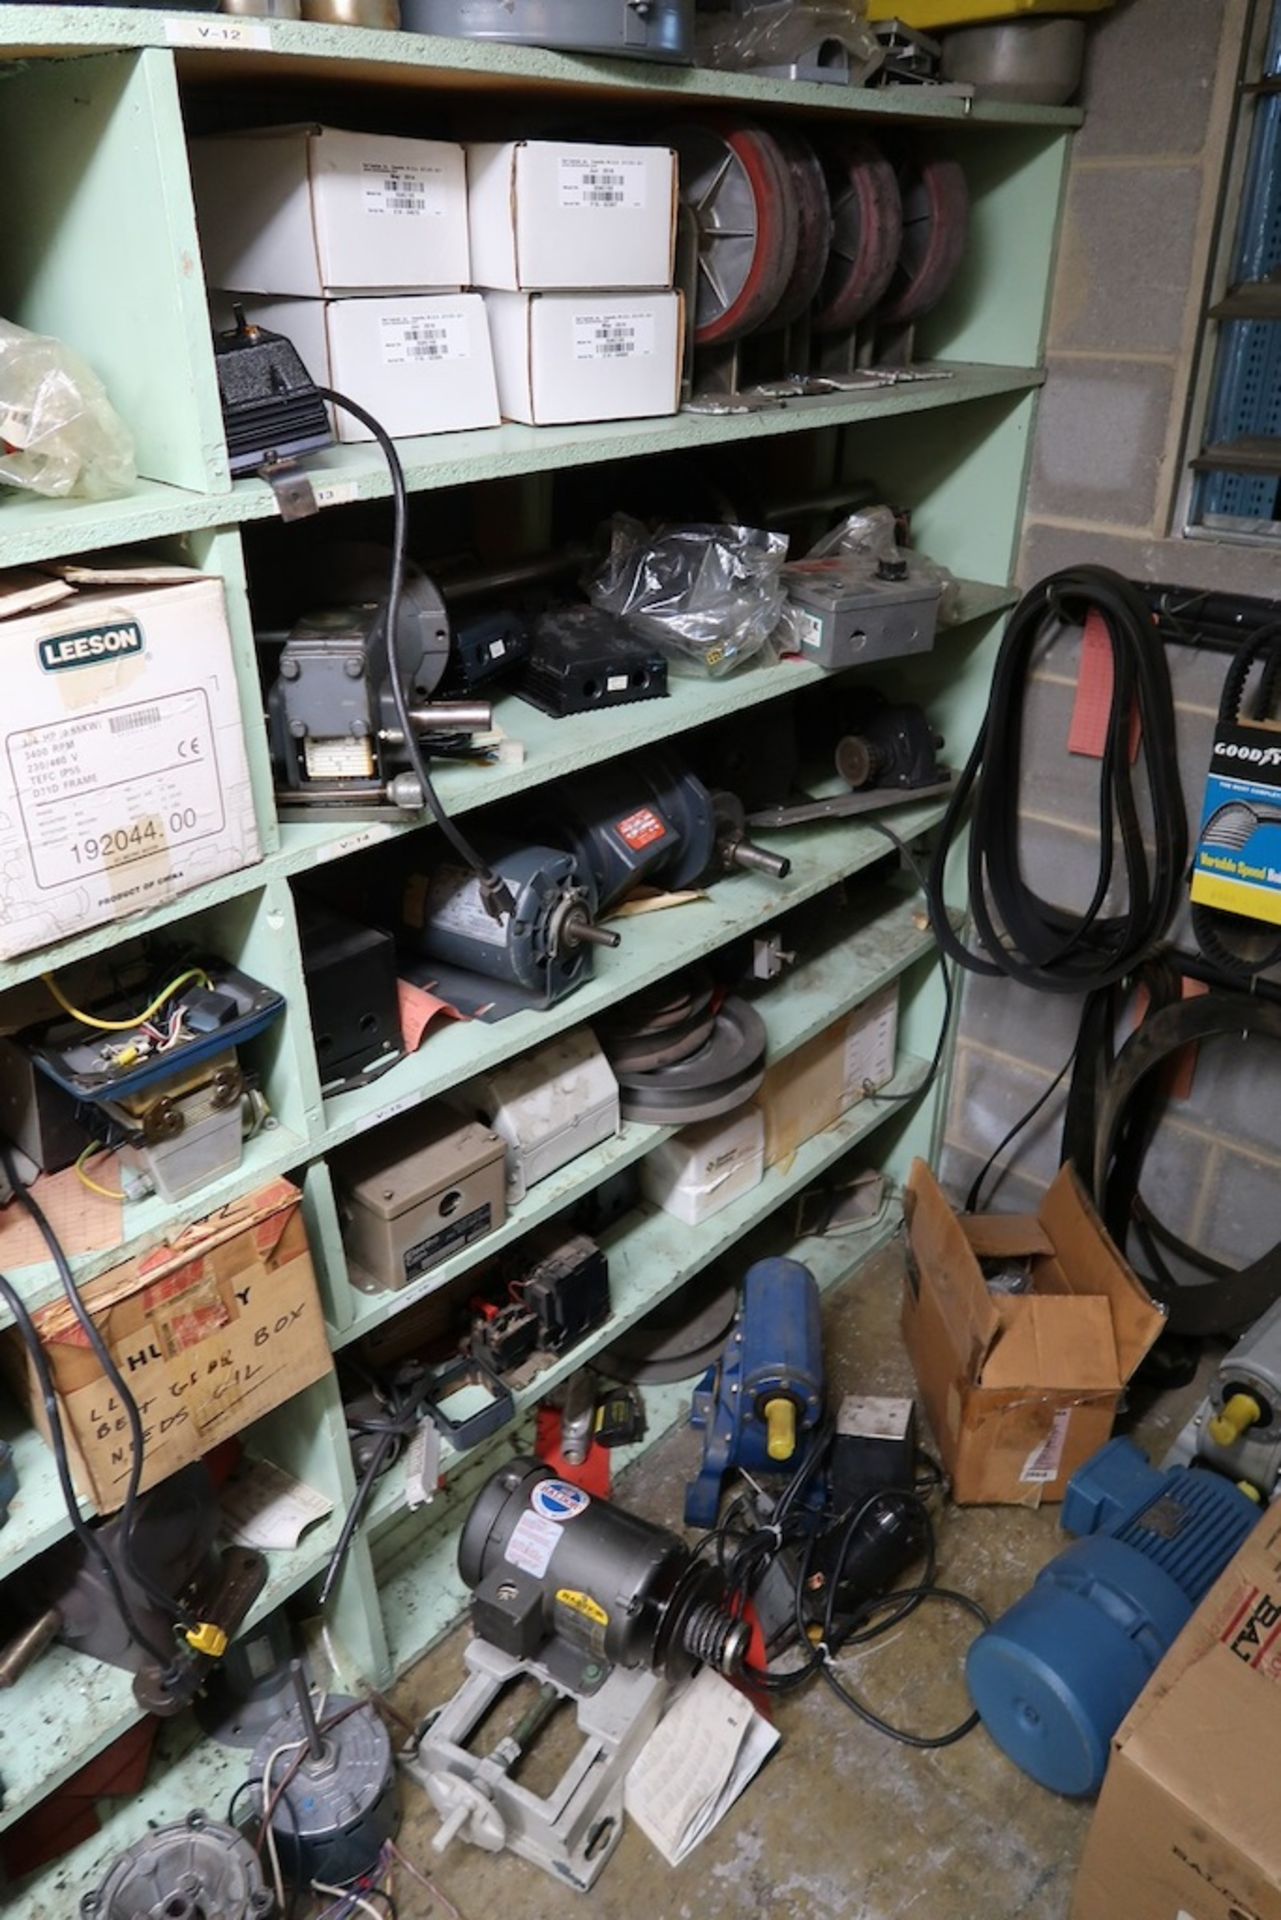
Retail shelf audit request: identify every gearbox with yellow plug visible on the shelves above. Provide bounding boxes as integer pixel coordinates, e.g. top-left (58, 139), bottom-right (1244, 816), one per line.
top-left (685, 1256), bottom-right (824, 1526)
top-left (1167, 1291), bottom-right (1281, 1501)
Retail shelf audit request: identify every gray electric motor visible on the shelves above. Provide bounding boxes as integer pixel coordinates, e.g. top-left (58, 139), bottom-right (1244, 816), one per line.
top-left (81, 1810), bottom-right (274, 1919)
top-left (402, 840), bottom-right (619, 1017)
top-left (400, 0), bottom-right (694, 62)
top-left (1167, 1292), bottom-right (1281, 1497)
top-left (460, 1457), bottom-right (750, 1677)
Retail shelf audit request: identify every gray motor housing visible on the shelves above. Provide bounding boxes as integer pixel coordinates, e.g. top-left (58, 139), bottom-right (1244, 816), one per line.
top-left (81, 1810), bottom-right (274, 1918)
top-left (400, 0), bottom-right (694, 62)
top-left (1166, 1291), bottom-right (1281, 1497)
top-left (404, 841), bottom-right (601, 1010)
top-left (268, 566), bottom-right (451, 793)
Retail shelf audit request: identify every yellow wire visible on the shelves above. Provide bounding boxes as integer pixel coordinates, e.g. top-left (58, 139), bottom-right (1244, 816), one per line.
top-left (74, 1141), bottom-right (125, 1201)
top-left (42, 967), bottom-right (210, 1033)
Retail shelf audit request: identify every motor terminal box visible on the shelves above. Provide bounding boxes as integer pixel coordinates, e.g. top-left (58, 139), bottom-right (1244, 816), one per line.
top-left (831, 1395), bottom-right (917, 1507)
top-left (335, 1107), bottom-right (508, 1293)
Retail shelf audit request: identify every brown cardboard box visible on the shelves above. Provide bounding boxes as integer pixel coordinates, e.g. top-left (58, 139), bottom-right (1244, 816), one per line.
top-left (902, 1159), bottom-right (1164, 1504)
top-left (3, 1178), bottom-right (332, 1511)
top-left (1072, 1504), bottom-right (1281, 1920)
top-left (758, 983), bottom-right (899, 1168)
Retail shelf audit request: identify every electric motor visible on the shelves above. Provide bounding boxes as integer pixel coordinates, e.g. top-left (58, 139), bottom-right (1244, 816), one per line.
top-left (81, 1810), bottom-right (275, 1919)
top-left (460, 1458), bottom-right (750, 1677)
top-left (403, 840), bottom-right (618, 1010)
top-left (251, 1675), bottom-right (397, 1889)
top-left (967, 1438), bottom-right (1262, 1796)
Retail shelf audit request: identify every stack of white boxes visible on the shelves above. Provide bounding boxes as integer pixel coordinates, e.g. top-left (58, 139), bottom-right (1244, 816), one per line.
top-left (191, 129), bottom-right (684, 440)
top-left (190, 125), bottom-right (501, 441)
top-left (467, 140), bottom-right (684, 425)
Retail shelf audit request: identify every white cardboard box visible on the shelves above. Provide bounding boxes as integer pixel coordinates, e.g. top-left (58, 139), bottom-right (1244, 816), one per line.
top-left (485, 291), bottom-right (683, 426)
top-left (0, 564), bottom-right (261, 961)
top-left (467, 140), bottom-right (677, 290)
top-left (641, 1106), bottom-right (766, 1226)
top-left (227, 295), bottom-right (500, 441)
top-left (191, 125), bottom-right (470, 295)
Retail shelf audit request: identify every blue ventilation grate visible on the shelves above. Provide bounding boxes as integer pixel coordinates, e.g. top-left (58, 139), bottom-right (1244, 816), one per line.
top-left (1195, 0), bottom-right (1281, 526)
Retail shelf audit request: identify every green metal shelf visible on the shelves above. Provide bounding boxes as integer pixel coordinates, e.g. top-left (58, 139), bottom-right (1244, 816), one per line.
top-left (320, 795), bottom-right (949, 1154)
top-left (374, 1190), bottom-right (906, 1675)
top-left (0, 8), bottom-right (1084, 130)
top-left (0, 366), bottom-right (1041, 570)
top-left (0, 886), bottom-right (934, 1591)
top-left (0, 1500), bottom-right (343, 1839)
top-left (341, 883), bottom-right (935, 1352)
top-left (0, 579), bottom-right (1011, 998)
top-left (371, 1049), bottom-right (929, 1532)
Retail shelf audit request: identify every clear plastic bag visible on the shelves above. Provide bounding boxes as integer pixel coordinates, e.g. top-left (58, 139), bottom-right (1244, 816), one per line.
top-left (696, 0), bottom-right (881, 75)
top-left (0, 319), bottom-right (136, 500)
top-left (587, 516), bottom-right (789, 678)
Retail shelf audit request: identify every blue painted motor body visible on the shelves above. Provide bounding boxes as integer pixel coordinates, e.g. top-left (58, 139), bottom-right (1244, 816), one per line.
top-left (685, 1257), bottom-right (824, 1528)
top-left (967, 1437), bottom-right (1262, 1797)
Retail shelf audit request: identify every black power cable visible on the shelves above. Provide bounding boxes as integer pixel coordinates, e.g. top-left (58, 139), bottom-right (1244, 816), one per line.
top-left (314, 387), bottom-right (514, 922)
top-left (701, 1425), bottom-right (988, 1746)
top-left (927, 565), bottom-right (1187, 994)
top-left (0, 1142), bottom-right (195, 1645)
top-left (0, 1267), bottom-right (176, 1671)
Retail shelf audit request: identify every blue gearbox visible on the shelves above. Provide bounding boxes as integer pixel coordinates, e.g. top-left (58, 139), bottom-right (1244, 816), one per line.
top-left (967, 1437), bottom-right (1262, 1796)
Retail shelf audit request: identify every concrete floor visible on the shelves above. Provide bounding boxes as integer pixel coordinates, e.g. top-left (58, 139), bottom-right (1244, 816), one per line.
top-left (374, 1245), bottom-right (1212, 1920)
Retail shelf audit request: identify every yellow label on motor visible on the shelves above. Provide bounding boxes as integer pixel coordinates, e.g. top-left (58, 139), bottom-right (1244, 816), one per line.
top-left (556, 1588), bottom-right (609, 1629)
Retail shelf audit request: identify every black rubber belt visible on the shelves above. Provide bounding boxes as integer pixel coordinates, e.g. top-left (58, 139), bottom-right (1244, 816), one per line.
top-left (928, 565), bottom-right (1187, 993)
top-left (1089, 990), bottom-right (1281, 1337)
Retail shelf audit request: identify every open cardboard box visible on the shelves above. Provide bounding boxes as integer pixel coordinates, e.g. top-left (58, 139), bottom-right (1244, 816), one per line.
top-left (1072, 1501), bottom-right (1281, 1920)
top-left (902, 1159), bottom-right (1165, 1504)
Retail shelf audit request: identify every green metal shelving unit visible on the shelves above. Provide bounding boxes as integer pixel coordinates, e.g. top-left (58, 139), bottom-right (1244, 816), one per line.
top-left (0, 13), bottom-right (1075, 1910)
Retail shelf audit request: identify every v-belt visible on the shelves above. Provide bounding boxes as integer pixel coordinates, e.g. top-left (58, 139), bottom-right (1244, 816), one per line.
top-left (1083, 987), bottom-right (1281, 1337)
top-left (928, 565), bottom-right (1188, 994)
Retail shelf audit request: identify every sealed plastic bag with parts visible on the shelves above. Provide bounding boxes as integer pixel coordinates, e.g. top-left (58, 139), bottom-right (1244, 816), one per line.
top-left (587, 515), bottom-right (789, 678)
top-left (0, 319), bottom-right (136, 500)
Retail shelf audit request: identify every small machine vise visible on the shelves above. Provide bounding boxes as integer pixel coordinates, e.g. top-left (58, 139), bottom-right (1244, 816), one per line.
top-left (686, 1256), bottom-right (825, 1526)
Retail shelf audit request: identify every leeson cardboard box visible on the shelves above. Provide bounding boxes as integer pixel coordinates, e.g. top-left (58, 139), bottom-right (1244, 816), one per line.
top-left (484, 290), bottom-right (684, 426)
top-left (190, 125), bottom-right (470, 295)
top-left (225, 294), bottom-right (500, 440)
top-left (902, 1160), bottom-right (1165, 1504)
top-left (0, 562), bottom-right (261, 962)
top-left (467, 140), bottom-right (678, 290)
top-left (757, 982), bottom-right (900, 1169)
top-left (641, 1105), bottom-right (766, 1226)
top-left (1072, 1502), bottom-right (1281, 1920)
top-left (1, 1179), bottom-right (333, 1510)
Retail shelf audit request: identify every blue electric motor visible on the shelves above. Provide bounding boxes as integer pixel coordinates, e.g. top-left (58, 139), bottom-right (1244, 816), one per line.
top-left (967, 1437), bottom-right (1262, 1797)
top-left (685, 1257), bottom-right (824, 1527)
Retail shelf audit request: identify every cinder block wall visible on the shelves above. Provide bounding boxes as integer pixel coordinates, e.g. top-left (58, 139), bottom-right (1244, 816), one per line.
top-left (938, 0), bottom-right (1280, 1271)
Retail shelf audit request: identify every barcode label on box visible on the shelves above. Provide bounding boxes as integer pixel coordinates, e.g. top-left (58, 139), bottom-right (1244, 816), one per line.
top-left (559, 156), bottom-right (647, 210)
top-left (362, 162), bottom-right (448, 218)
top-left (573, 312), bottom-right (656, 362)
top-left (380, 311), bottom-right (471, 367)
top-left (8, 688), bottom-right (225, 890)
top-left (1021, 1409), bottom-right (1072, 1485)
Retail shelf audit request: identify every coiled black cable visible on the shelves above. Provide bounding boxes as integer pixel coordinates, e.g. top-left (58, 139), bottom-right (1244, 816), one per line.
top-left (927, 565), bottom-right (1187, 993)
